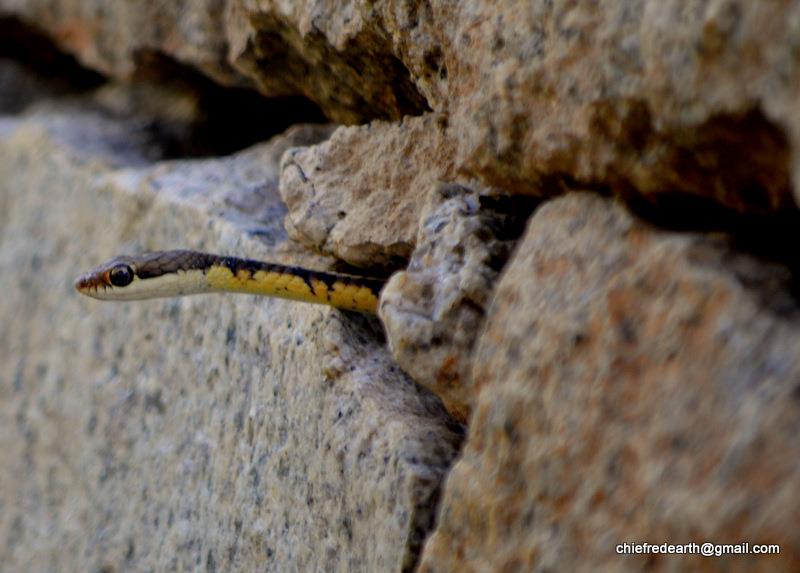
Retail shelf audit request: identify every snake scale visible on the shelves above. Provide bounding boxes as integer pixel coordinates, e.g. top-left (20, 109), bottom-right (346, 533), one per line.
top-left (75, 250), bottom-right (386, 313)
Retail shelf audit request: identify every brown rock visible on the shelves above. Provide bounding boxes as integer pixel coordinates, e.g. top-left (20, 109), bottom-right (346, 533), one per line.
top-left (8, 1), bottom-right (800, 213)
top-left (227, 1), bottom-right (430, 123)
top-left (0, 0), bottom-right (239, 86)
top-left (420, 193), bottom-right (800, 572)
top-left (362, 0), bottom-right (450, 110)
top-left (279, 113), bottom-right (455, 268)
top-left (442, 1), bottom-right (800, 211)
top-left (0, 0), bottom-right (431, 123)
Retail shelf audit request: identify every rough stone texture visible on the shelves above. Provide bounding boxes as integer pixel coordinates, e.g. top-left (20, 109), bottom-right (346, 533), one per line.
top-left (0, 0), bottom-right (431, 124)
top-left (6, 2), bottom-right (800, 210)
top-left (280, 113), bottom-right (454, 268)
top-left (227, 0), bottom-right (431, 124)
top-left (0, 1), bottom-right (239, 88)
top-left (380, 183), bottom-right (533, 422)
top-left (419, 193), bottom-right (800, 572)
top-left (439, 1), bottom-right (800, 213)
top-left (5, 2), bottom-right (800, 571)
top-left (0, 97), bottom-right (462, 572)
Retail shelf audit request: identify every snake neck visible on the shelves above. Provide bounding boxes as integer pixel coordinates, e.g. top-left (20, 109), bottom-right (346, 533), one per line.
top-left (203, 255), bottom-right (383, 313)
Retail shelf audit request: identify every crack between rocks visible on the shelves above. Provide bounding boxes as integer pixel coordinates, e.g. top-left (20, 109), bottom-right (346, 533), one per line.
top-left (0, 18), bottom-right (328, 159)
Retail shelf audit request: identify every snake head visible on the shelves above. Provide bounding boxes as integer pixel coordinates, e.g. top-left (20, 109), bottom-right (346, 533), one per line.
top-left (75, 251), bottom-right (211, 301)
top-left (74, 256), bottom-right (139, 300)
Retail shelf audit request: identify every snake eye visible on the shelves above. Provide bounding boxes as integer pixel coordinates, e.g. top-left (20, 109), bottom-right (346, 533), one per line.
top-left (108, 265), bottom-right (134, 287)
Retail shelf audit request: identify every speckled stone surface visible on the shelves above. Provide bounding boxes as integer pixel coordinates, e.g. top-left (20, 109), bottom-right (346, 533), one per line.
top-left (280, 113), bottom-right (455, 268)
top-left (441, 1), bottom-right (800, 211)
top-left (419, 193), bottom-right (800, 572)
top-left (4, 3), bottom-right (800, 571)
top-left (5, 1), bottom-right (800, 209)
top-left (0, 0), bottom-right (431, 123)
top-left (379, 183), bottom-right (531, 422)
top-left (0, 101), bottom-right (462, 572)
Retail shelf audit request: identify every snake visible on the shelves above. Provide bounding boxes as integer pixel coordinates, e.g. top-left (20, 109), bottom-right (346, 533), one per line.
top-left (74, 250), bottom-right (386, 313)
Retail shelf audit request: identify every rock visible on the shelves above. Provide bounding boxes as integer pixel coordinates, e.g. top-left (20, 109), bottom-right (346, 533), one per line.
top-left (227, 1), bottom-right (430, 123)
top-left (0, 0), bottom-right (240, 89)
top-left (0, 96), bottom-right (462, 572)
top-left (0, 17), bottom-right (105, 114)
top-left (380, 183), bottom-right (534, 421)
top-left (0, 0), bottom-right (431, 123)
top-left (280, 113), bottom-right (455, 268)
top-left (419, 193), bottom-right (800, 572)
top-left (7, 2), bottom-right (800, 209)
top-left (5, 2), bottom-right (800, 570)
top-left (442, 0), bottom-right (800, 211)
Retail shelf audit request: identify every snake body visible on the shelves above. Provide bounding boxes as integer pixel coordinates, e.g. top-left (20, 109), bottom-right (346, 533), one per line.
top-left (75, 250), bottom-right (385, 313)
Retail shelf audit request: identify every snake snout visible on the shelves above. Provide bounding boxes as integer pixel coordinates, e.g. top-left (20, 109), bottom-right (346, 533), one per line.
top-left (74, 272), bottom-right (100, 293)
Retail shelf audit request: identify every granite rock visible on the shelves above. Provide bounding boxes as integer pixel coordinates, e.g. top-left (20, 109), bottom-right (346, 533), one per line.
top-left (419, 193), bottom-right (800, 572)
top-left (380, 183), bottom-right (533, 422)
top-left (227, 0), bottom-right (431, 123)
top-left (0, 0), bottom-right (431, 123)
top-left (0, 98), bottom-right (462, 572)
top-left (4, 2), bottom-right (800, 571)
top-left (442, 0), bottom-right (800, 211)
top-left (280, 113), bottom-right (455, 268)
top-left (6, 1), bottom-right (800, 210)
top-left (0, 0), bottom-right (239, 88)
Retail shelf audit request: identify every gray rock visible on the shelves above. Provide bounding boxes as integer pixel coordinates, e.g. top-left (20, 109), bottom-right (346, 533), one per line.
top-left (0, 100), bottom-right (461, 572)
top-left (380, 183), bottom-right (530, 421)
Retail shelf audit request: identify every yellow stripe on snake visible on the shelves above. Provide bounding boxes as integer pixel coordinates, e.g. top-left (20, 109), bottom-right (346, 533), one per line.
top-left (75, 250), bottom-right (385, 313)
